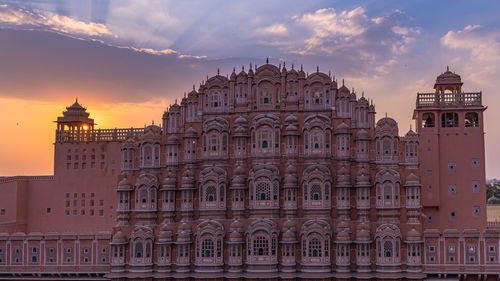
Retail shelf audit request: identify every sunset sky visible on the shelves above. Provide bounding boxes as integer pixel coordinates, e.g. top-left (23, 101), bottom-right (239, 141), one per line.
top-left (1, 0), bottom-right (499, 178)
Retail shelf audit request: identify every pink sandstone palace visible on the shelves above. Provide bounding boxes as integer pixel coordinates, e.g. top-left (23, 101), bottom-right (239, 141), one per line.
top-left (0, 62), bottom-right (494, 280)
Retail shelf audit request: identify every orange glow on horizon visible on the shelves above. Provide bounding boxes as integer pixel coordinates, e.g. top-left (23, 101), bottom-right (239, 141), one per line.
top-left (0, 97), bottom-right (172, 176)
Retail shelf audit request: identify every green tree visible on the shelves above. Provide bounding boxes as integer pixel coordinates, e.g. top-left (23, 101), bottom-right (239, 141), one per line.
top-left (487, 182), bottom-right (500, 200)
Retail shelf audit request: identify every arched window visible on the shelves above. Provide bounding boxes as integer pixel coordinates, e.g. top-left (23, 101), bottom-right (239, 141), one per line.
top-left (384, 240), bottom-right (393, 257)
top-left (205, 186), bottom-right (216, 202)
top-left (253, 236), bottom-right (269, 256)
top-left (311, 184), bottom-right (322, 200)
top-left (201, 239), bottom-right (214, 257)
top-left (422, 112), bottom-right (435, 127)
top-left (256, 182), bottom-right (270, 201)
top-left (441, 112), bottom-right (459, 127)
top-left (465, 112), bottom-right (479, 127)
top-left (135, 242), bottom-right (143, 258)
top-left (309, 238), bottom-right (322, 257)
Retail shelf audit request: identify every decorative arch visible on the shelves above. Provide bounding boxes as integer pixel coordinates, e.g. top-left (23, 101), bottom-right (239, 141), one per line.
top-left (251, 114), bottom-right (281, 155)
top-left (245, 219), bottom-right (279, 263)
top-left (248, 164), bottom-right (280, 208)
top-left (198, 167), bottom-right (227, 210)
top-left (375, 169), bottom-right (401, 208)
top-left (303, 114), bottom-right (332, 156)
top-left (375, 224), bottom-right (402, 265)
top-left (300, 220), bottom-right (332, 264)
top-left (130, 226), bottom-right (154, 265)
top-left (195, 220), bottom-right (225, 265)
top-left (302, 165), bottom-right (332, 209)
top-left (202, 117), bottom-right (229, 157)
top-left (134, 173), bottom-right (158, 210)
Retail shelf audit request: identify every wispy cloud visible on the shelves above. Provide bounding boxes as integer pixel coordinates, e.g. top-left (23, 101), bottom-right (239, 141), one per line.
top-left (0, 4), bottom-right (111, 36)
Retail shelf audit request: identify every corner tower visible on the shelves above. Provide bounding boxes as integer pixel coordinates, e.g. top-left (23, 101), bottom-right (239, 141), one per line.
top-left (413, 67), bottom-right (487, 232)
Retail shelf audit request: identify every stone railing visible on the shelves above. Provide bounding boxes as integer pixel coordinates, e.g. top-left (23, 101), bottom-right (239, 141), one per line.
top-left (416, 92), bottom-right (482, 108)
top-left (0, 176), bottom-right (55, 184)
top-left (55, 128), bottom-right (145, 143)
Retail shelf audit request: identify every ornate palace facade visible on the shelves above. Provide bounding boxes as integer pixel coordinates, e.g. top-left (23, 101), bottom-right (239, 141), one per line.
top-left (0, 62), bottom-right (495, 280)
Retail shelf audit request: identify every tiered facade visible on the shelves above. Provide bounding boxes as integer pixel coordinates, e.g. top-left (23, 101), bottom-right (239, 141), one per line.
top-left (0, 63), bottom-right (495, 280)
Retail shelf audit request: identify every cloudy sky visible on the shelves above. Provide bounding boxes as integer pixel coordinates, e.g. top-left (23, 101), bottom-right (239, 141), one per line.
top-left (1, 0), bottom-right (499, 178)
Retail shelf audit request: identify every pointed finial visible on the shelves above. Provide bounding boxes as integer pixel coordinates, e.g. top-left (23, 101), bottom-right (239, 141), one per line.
top-left (232, 67), bottom-right (235, 72)
top-left (242, 65), bottom-right (244, 71)
top-left (316, 65), bottom-right (319, 72)
top-left (352, 88), bottom-right (354, 93)
top-left (152, 120), bottom-right (154, 125)
top-left (217, 68), bottom-right (220, 75)
top-left (75, 97), bottom-right (78, 103)
top-left (283, 61), bottom-right (286, 68)
top-left (291, 63), bottom-right (294, 70)
top-left (447, 65), bottom-right (449, 71)
top-left (362, 91), bottom-right (364, 97)
top-left (184, 92), bottom-right (186, 98)
top-left (300, 64), bottom-right (303, 71)
top-left (175, 99), bottom-right (177, 104)
top-left (342, 79), bottom-right (344, 86)
top-left (385, 112), bottom-right (387, 118)
top-left (410, 123), bottom-right (412, 131)
top-left (206, 75), bottom-right (208, 81)
top-left (279, 63), bottom-right (281, 70)
top-left (266, 57), bottom-right (269, 64)
top-left (193, 84), bottom-right (195, 90)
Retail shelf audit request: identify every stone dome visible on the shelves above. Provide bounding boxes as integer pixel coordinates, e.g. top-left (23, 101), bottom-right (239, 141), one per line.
top-left (285, 124), bottom-right (299, 133)
top-left (282, 229), bottom-right (296, 241)
top-left (162, 170), bottom-right (177, 187)
top-left (335, 122), bottom-right (350, 134)
top-left (355, 168), bottom-right (370, 186)
top-left (283, 219), bottom-right (296, 231)
top-left (235, 115), bottom-right (247, 125)
top-left (376, 117), bottom-right (398, 128)
top-left (355, 129), bottom-right (370, 140)
top-left (406, 228), bottom-right (421, 242)
top-left (230, 219), bottom-right (244, 232)
top-left (488, 196), bottom-right (500, 205)
top-left (355, 222), bottom-right (370, 241)
top-left (405, 173), bottom-right (420, 186)
top-left (336, 220), bottom-right (349, 231)
top-left (185, 127), bottom-right (198, 138)
top-left (229, 230), bottom-right (242, 241)
top-left (112, 231), bottom-right (127, 244)
top-left (285, 114), bottom-right (298, 123)
top-left (167, 135), bottom-right (180, 145)
top-left (336, 229), bottom-right (350, 241)
top-left (117, 177), bottom-right (132, 191)
top-left (435, 67), bottom-right (462, 86)
top-left (158, 225), bottom-right (173, 242)
top-left (336, 167), bottom-right (351, 186)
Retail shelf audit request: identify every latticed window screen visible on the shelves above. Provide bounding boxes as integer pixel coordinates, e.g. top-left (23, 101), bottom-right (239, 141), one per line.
top-left (205, 186), bottom-right (216, 202)
top-left (309, 238), bottom-right (322, 257)
top-left (201, 239), bottom-right (214, 257)
top-left (253, 236), bottom-right (269, 256)
top-left (256, 182), bottom-right (270, 201)
top-left (384, 240), bottom-right (393, 257)
top-left (311, 184), bottom-right (322, 200)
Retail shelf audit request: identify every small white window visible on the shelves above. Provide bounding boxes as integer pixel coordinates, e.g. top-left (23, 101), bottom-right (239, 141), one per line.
top-left (448, 185), bottom-right (456, 196)
top-left (448, 162), bottom-right (456, 174)
top-left (472, 181), bottom-right (480, 193)
top-left (473, 206), bottom-right (480, 217)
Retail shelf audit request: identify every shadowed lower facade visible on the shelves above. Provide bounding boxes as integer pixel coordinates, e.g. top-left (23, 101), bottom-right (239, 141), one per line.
top-left (0, 63), bottom-right (495, 280)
